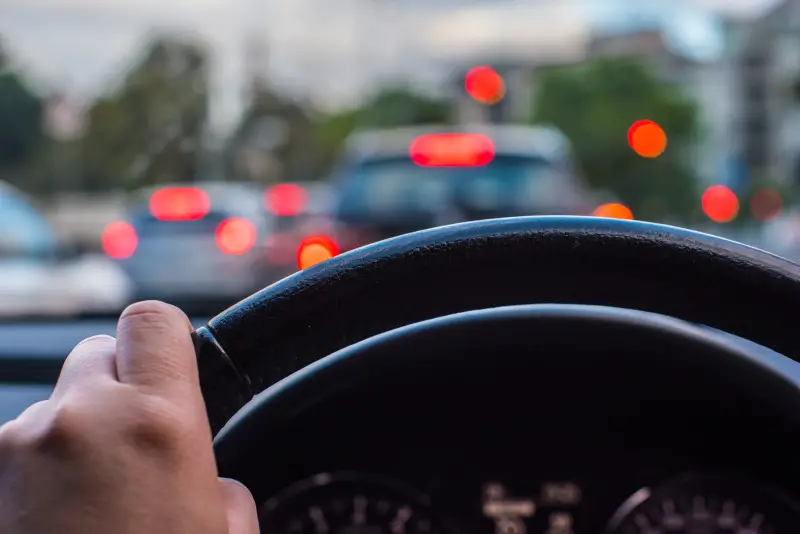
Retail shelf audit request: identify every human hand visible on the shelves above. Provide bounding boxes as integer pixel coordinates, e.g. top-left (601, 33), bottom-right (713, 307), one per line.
top-left (0, 300), bottom-right (259, 534)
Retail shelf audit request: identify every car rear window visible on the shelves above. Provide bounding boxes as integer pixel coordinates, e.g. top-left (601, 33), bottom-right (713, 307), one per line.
top-left (334, 155), bottom-right (564, 222)
top-left (131, 210), bottom-right (230, 237)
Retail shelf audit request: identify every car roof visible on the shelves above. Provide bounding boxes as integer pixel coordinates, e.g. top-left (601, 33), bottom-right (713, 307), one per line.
top-left (344, 124), bottom-right (571, 163)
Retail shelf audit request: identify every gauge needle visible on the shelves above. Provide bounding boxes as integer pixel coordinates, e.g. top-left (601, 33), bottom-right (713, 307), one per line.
top-left (309, 506), bottom-right (329, 534)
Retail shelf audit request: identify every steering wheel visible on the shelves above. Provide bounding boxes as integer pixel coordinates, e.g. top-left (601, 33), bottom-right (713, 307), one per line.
top-left (191, 216), bottom-right (800, 469)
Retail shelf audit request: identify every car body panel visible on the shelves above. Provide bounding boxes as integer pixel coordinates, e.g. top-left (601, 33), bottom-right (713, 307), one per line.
top-left (0, 182), bottom-right (132, 317)
top-left (114, 182), bottom-right (274, 303)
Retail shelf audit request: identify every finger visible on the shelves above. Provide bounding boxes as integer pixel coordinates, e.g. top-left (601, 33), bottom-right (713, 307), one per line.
top-left (115, 301), bottom-right (198, 395)
top-left (220, 478), bottom-right (260, 534)
top-left (15, 399), bottom-right (50, 421)
top-left (52, 335), bottom-right (118, 399)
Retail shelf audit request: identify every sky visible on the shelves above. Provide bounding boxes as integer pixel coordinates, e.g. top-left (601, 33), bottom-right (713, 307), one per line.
top-left (0, 0), bottom-right (782, 134)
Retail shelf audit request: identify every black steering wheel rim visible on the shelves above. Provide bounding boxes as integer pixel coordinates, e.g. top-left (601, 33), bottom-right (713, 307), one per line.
top-left (213, 303), bottom-right (800, 489)
top-left (193, 216), bottom-right (800, 435)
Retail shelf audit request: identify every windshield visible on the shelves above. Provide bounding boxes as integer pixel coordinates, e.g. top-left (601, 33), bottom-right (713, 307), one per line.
top-left (0, 0), bottom-right (798, 317)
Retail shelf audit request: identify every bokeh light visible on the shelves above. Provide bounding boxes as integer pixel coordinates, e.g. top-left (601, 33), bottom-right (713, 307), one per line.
top-left (409, 133), bottom-right (495, 167)
top-left (215, 217), bottom-right (257, 255)
top-left (297, 235), bottom-right (340, 270)
top-left (628, 120), bottom-right (667, 158)
top-left (750, 188), bottom-right (783, 222)
top-left (702, 185), bottom-right (739, 223)
top-left (101, 221), bottom-right (138, 259)
top-left (465, 66), bottom-right (505, 104)
top-left (592, 203), bottom-right (634, 220)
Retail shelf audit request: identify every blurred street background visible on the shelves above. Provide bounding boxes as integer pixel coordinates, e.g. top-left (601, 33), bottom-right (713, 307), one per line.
top-left (0, 0), bottom-right (798, 317)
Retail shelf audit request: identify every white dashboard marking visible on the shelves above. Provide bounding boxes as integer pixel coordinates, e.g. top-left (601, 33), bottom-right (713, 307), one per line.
top-left (353, 495), bottom-right (368, 525)
top-left (718, 500), bottom-right (738, 529)
top-left (390, 506), bottom-right (413, 534)
top-left (309, 506), bottom-right (329, 534)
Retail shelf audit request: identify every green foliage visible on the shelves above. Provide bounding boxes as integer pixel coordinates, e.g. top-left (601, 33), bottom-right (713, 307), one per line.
top-left (0, 69), bottom-right (43, 172)
top-left (309, 86), bottom-right (453, 179)
top-left (531, 56), bottom-right (703, 222)
top-left (80, 35), bottom-right (210, 191)
top-left (357, 87), bottom-right (453, 128)
top-left (228, 88), bottom-right (316, 183)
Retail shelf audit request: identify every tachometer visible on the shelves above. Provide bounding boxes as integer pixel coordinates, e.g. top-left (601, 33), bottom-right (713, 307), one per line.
top-left (607, 474), bottom-right (800, 534)
top-left (260, 472), bottom-right (443, 534)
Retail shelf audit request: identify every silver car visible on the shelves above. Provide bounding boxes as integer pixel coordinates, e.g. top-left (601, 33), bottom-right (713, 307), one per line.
top-left (104, 182), bottom-right (274, 309)
top-left (0, 181), bottom-right (132, 316)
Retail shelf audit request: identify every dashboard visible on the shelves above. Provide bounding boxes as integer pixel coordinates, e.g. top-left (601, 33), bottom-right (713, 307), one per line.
top-left (221, 323), bottom-right (800, 534)
top-left (260, 471), bottom-right (800, 534)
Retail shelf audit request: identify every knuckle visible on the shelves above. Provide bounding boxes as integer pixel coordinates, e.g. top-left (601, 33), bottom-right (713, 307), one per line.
top-left (40, 402), bottom-right (93, 451)
top-left (0, 419), bottom-right (25, 451)
top-left (75, 334), bottom-right (116, 348)
top-left (125, 395), bottom-right (189, 452)
top-left (0, 400), bottom-right (51, 453)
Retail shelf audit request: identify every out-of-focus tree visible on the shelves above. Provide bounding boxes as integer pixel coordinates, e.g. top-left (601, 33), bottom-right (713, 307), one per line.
top-left (531, 57), bottom-right (702, 223)
top-left (309, 86), bottom-right (453, 179)
top-left (358, 87), bottom-right (453, 128)
top-left (0, 42), bottom-right (44, 183)
top-left (81, 34), bottom-right (210, 191)
top-left (228, 87), bottom-right (315, 184)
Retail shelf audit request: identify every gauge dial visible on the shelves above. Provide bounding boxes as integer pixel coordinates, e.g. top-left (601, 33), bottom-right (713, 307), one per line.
top-left (607, 474), bottom-right (800, 534)
top-left (260, 472), bottom-right (443, 534)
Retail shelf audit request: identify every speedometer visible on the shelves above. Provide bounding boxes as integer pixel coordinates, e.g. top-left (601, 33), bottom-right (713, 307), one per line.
top-left (607, 474), bottom-right (800, 534)
top-left (260, 472), bottom-right (444, 534)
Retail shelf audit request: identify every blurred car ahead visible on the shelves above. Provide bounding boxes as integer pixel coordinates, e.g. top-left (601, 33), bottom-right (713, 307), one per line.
top-left (262, 182), bottom-right (337, 280)
top-left (102, 182), bottom-right (274, 311)
top-left (329, 124), bottom-right (599, 254)
top-left (0, 182), bottom-right (132, 317)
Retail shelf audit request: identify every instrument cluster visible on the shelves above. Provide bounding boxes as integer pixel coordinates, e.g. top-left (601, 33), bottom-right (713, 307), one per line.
top-left (260, 471), bottom-right (800, 534)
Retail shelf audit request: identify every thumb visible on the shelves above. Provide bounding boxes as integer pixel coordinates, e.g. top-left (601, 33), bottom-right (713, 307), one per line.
top-left (220, 478), bottom-right (260, 534)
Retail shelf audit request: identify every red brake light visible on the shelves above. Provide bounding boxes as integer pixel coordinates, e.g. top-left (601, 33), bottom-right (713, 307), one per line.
top-left (297, 235), bottom-right (339, 270)
top-left (215, 218), bottom-right (257, 255)
top-left (409, 133), bottom-right (495, 167)
top-left (101, 221), bottom-right (138, 259)
top-left (265, 183), bottom-right (308, 216)
top-left (149, 187), bottom-right (210, 221)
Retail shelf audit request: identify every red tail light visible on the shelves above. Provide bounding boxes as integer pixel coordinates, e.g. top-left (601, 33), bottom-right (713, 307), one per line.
top-left (297, 235), bottom-right (340, 270)
top-left (265, 183), bottom-right (308, 216)
top-left (215, 218), bottom-right (256, 255)
top-left (409, 133), bottom-right (495, 167)
top-left (101, 221), bottom-right (138, 259)
top-left (149, 187), bottom-right (210, 221)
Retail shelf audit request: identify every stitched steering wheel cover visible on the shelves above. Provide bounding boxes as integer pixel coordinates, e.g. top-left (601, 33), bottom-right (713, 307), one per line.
top-left (195, 216), bottom-right (800, 434)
